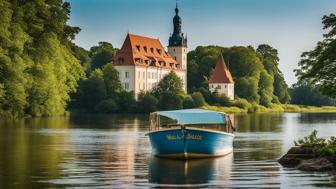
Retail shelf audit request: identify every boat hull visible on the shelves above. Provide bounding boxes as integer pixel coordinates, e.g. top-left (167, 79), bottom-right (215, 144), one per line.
top-left (147, 128), bottom-right (234, 159)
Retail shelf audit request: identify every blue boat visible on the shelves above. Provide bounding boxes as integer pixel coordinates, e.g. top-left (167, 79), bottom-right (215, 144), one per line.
top-left (146, 109), bottom-right (235, 159)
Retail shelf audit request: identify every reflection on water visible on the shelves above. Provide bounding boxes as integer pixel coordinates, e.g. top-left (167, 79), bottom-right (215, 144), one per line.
top-left (0, 113), bottom-right (336, 188)
top-left (149, 154), bottom-right (232, 187)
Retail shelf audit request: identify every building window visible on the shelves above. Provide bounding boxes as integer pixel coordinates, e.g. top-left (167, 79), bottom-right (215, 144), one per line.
top-left (143, 83), bottom-right (145, 89)
top-left (144, 46), bottom-right (147, 52)
top-left (138, 71), bottom-right (140, 78)
top-left (152, 72), bottom-right (154, 79)
top-left (143, 71), bottom-right (145, 79)
top-left (217, 85), bottom-right (221, 89)
top-left (148, 72), bottom-right (150, 79)
top-left (123, 83), bottom-right (129, 90)
top-left (125, 72), bottom-right (129, 79)
top-left (174, 56), bottom-right (176, 60)
top-left (118, 58), bottom-right (124, 64)
top-left (150, 48), bottom-right (154, 53)
top-left (136, 45), bottom-right (140, 51)
top-left (157, 49), bottom-right (162, 55)
top-left (173, 48), bottom-right (175, 52)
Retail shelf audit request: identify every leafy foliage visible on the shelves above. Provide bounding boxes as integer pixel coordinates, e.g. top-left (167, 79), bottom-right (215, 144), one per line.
top-left (187, 45), bottom-right (290, 105)
top-left (294, 130), bottom-right (326, 147)
top-left (152, 70), bottom-right (184, 97)
top-left (191, 92), bottom-right (206, 107)
top-left (182, 95), bottom-right (195, 109)
top-left (90, 42), bottom-right (118, 70)
top-left (296, 13), bottom-right (336, 98)
top-left (0, 0), bottom-right (84, 117)
top-left (158, 92), bottom-right (183, 111)
top-left (136, 92), bottom-right (158, 113)
top-left (290, 82), bottom-right (336, 106)
top-left (294, 130), bottom-right (336, 162)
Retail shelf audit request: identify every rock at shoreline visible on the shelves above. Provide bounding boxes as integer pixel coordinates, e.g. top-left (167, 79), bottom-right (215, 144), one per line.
top-left (297, 158), bottom-right (334, 171)
top-left (278, 146), bottom-right (335, 171)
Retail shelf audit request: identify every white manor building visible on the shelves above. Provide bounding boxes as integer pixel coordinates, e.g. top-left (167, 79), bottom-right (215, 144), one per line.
top-left (112, 5), bottom-right (187, 98)
top-left (209, 55), bottom-right (235, 100)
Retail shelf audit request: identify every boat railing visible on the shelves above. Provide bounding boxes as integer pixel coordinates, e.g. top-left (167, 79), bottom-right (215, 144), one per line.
top-left (149, 112), bottom-right (234, 133)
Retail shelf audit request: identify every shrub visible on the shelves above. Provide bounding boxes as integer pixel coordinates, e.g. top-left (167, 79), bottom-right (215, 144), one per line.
top-left (231, 98), bottom-right (252, 109)
top-left (118, 91), bottom-right (136, 113)
top-left (192, 92), bottom-right (206, 107)
top-left (95, 98), bottom-right (117, 113)
top-left (183, 95), bottom-right (195, 109)
top-left (137, 92), bottom-right (158, 113)
top-left (159, 92), bottom-right (183, 110)
top-left (214, 93), bottom-right (230, 106)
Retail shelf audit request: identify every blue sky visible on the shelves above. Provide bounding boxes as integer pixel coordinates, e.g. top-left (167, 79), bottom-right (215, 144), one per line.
top-left (68, 0), bottom-right (336, 85)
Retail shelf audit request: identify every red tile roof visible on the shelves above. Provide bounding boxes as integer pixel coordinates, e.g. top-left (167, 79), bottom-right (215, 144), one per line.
top-left (113, 34), bottom-right (183, 70)
top-left (209, 55), bottom-right (234, 84)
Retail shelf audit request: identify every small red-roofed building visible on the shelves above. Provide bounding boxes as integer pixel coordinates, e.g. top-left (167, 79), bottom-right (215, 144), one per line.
top-left (208, 55), bottom-right (235, 100)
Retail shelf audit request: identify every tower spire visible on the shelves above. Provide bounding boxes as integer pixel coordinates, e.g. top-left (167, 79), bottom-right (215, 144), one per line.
top-left (169, 1), bottom-right (187, 47)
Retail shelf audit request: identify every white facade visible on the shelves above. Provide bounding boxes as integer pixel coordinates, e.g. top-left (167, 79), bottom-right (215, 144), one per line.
top-left (116, 65), bottom-right (186, 99)
top-left (168, 46), bottom-right (188, 91)
top-left (209, 83), bottom-right (234, 100)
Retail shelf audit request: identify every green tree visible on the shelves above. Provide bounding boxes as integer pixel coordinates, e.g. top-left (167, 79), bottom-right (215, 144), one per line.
top-left (183, 95), bottom-right (195, 109)
top-left (102, 64), bottom-right (122, 98)
top-left (117, 91), bottom-right (136, 113)
top-left (191, 92), bottom-right (206, 107)
top-left (95, 98), bottom-right (117, 113)
top-left (152, 70), bottom-right (184, 97)
top-left (0, 0), bottom-right (84, 117)
top-left (258, 71), bottom-right (273, 107)
top-left (290, 82), bottom-right (336, 106)
top-left (159, 92), bottom-right (183, 110)
top-left (90, 42), bottom-right (118, 70)
top-left (137, 92), bottom-right (158, 113)
top-left (296, 13), bottom-right (336, 98)
top-left (75, 71), bottom-right (107, 112)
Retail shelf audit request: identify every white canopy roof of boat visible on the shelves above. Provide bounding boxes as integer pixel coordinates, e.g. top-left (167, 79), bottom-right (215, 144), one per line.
top-left (153, 109), bottom-right (226, 125)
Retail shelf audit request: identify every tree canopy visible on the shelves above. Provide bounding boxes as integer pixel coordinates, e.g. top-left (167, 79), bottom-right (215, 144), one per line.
top-left (187, 45), bottom-right (290, 106)
top-left (296, 13), bottom-right (336, 98)
top-left (0, 0), bottom-right (84, 117)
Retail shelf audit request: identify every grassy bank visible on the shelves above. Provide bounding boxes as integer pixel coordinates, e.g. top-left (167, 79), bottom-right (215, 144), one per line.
top-left (202, 104), bottom-right (336, 113)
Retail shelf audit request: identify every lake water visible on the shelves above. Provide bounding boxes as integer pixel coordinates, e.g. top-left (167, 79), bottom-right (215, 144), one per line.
top-left (0, 113), bottom-right (336, 188)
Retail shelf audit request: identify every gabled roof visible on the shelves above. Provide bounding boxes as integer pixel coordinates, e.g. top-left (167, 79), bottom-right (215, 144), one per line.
top-left (113, 34), bottom-right (182, 70)
top-left (209, 55), bottom-right (234, 84)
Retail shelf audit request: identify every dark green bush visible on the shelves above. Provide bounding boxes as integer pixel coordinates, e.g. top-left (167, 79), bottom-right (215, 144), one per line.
top-left (159, 92), bottom-right (183, 110)
top-left (137, 92), bottom-right (158, 113)
top-left (183, 95), bottom-right (195, 109)
top-left (192, 92), bottom-right (206, 107)
top-left (95, 98), bottom-right (117, 113)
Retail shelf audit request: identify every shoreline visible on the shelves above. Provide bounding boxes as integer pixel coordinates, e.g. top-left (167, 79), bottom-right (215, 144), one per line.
top-left (202, 104), bottom-right (336, 113)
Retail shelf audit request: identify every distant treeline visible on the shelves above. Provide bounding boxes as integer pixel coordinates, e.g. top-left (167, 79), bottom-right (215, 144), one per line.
top-left (0, 1), bottom-right (335, 117)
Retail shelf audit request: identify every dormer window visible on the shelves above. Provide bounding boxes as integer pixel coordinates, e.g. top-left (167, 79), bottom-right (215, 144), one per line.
top-left (170, 63), bottom-right (174, 68)
top-left (136, 45), bottom-right (140, 51)
top-left (118, 58), bottom-right (124, 65)
top-left (144, 46), bottom-right (147, 52)
top-left (150, 48), bottom-right (154, 53)
top-left (157, 49), bottom-right (162, 55)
